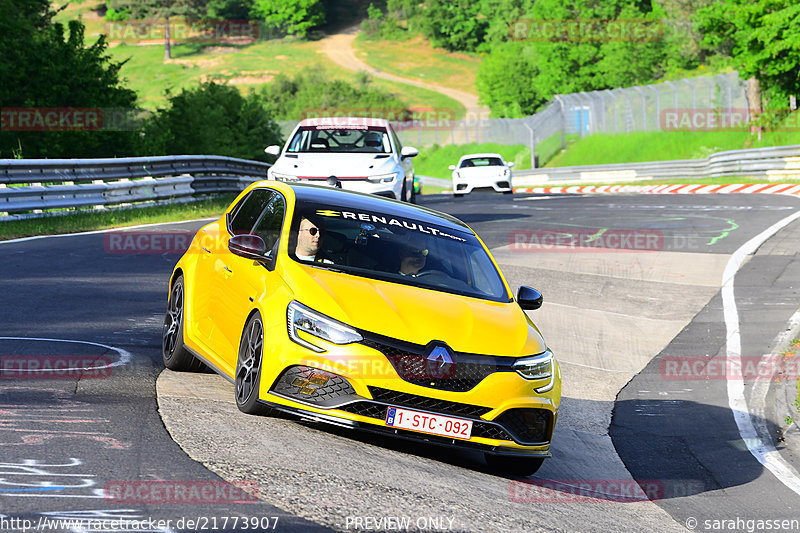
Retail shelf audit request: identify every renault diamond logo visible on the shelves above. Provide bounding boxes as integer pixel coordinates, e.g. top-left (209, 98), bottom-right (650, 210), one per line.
top-left (427, 345), bottom-right (453, 369)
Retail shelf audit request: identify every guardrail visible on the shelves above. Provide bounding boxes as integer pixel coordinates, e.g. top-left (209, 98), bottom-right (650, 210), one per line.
top-left (0, 155), bottom-right (270, 215)
top-left (512, 145), bottom-right (800, 188)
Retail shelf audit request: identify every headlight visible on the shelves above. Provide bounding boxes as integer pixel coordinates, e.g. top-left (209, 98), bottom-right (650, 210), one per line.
top-left (513, 349), bottom-right (554, 392)
top-left (287, 301), bottom-right (363, 353)
top-left (270, 171), bottom-right (300, 182)
top-left (366, 172), bottom-right (397, 183)
top-left (503, 168), bottom-right (511, 177)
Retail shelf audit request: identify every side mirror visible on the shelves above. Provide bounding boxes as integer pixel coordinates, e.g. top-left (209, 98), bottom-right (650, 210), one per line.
top-left (265, 145), bottom-right (281, 157)
top-left (229, 234), bottom-right (268, 261)
top-left (448, 165), bottom-right (456, 171)
top-left (401, 146), bottom-right (419, 159)
top-left (517, 286), bottom-right (543, 310)
top-left (508, 162), bottom-right (515, 168)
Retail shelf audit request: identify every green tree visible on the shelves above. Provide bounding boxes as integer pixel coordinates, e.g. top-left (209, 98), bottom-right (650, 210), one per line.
top-left (257, 66), bottom-right (410, 121)
top-left (476, 41), bottom-right (544, 117)
top-left (140, 81), bottom-right (282, 161)
top-left (250, 0), bottom-right (325, 37)
top-left (476, 0), bottom-right (671, 117)
top-left (696, 1), bottom-right (800, 131)
top-left (0, 0), bottom-right (139, 158)
top-left (107, 0), bottom-right (207, 59)
top-left (420, 0), bottom-right (488, 52)
top-left (206, 0), bottom-right (255, 19)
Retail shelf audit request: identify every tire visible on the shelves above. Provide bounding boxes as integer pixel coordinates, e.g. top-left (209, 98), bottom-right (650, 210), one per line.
top-left (162, 275), bottom-right (204, 372)
top-left (401, 180), bottom-right (413, 203)
top-left (409, 180), bottom-right (417, 204)
top-left (453, 193), bottom-right (465, 199)
top-left (235, 312), bottom-right (273, 415)
top-left (484, 453), bottom-right (545, 476)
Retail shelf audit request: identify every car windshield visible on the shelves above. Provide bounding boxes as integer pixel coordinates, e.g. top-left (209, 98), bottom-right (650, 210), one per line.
top-left (287, 201), bottom-right (510, 302)
top-left (287, 125), bottom-right (391, 154)
top-left (460, 157), bottom-right (504, 168)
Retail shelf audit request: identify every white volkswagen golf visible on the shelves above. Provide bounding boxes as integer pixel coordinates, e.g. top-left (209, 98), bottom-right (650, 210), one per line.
top-left (449, 153), bottom-right (514, 197)
top-left (266, 117), bottom-right (419, 202)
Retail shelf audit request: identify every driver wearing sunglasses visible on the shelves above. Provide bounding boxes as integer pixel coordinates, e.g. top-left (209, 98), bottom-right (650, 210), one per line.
top-left (398, 242), bottom-right (428, 277)
top-left (295, 217), bottom-right (331, 263)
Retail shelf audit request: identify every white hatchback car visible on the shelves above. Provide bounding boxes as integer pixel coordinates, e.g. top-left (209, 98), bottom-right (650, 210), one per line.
top-left (266, 117), bottom-right (419, 202)
top-left (449, 153), bottom-right (514, 197)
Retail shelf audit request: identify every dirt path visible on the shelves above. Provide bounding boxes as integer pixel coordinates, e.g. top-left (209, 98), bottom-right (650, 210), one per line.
top-left (318, 27), bottom-right (489, 121)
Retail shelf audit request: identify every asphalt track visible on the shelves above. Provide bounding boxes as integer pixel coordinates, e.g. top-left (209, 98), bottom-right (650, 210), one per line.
top-left (2, 191), bottom-right (800, 532)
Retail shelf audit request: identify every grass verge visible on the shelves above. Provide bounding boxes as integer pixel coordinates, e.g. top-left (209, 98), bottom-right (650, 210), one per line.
top-left (546, 112), bottom-right (800, 167)
top-left (0, 195), bottom-right (236, 241)
top-left (353, 35), bottom-right (481, 96)
top-left (414, 143), bottom-right (532, 180)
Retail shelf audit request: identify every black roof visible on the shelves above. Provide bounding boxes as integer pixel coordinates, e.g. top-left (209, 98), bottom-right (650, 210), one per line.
top-left (288, 183), bottom-right (472, 233)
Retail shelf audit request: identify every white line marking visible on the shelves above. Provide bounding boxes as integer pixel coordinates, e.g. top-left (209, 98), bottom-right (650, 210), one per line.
top-left (557, 359), bottom-right (634, 374)
top-left (0, 337), bottom-right (131, 370)
top-left (723, 208), bottom-right (800, 495)
top-left (0, 217), bottom-right (216, 245)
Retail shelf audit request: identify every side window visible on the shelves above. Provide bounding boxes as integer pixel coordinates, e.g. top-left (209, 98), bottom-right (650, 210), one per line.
top-left (391, 127), bottom-right (403, 153)
top-left (228, 189), bottom-right (275, 235)
top-left (252, 194), bottom-right (286, 253)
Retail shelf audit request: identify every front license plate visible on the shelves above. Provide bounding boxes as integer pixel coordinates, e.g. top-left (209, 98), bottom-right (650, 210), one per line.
top-left (385, 407), bottom-right (473, 440)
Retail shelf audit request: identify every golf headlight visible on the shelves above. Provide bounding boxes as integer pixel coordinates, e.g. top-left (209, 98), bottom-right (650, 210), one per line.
top-left (513, 349), bottom-right (554, 391)
top-left (287, 301), bottom-right (362, 353)
top-left (366, 172), bottom-right (397, 183)
top-left (503, 168), bottom-right (511, 177)
top-left (269, 171), bottom-right (299, 182)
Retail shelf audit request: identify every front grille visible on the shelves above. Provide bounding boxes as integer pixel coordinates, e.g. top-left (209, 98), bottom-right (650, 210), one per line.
top-left (360, 333), bottom-right (515, 392)
top-left (270, 366), bottom-right (359, 408)
top-left (367, 386), bottom-right (492, 418)
top-left (339, 401), bottom-right (387, 419)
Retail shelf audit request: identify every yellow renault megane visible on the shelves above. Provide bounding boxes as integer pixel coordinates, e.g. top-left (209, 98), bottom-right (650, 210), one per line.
top-left (162, 181), bottom-right (560, 475)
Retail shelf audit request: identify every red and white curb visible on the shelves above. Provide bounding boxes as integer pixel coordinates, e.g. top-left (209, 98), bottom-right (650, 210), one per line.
top-left (514, 183), bottom-right (800, 195)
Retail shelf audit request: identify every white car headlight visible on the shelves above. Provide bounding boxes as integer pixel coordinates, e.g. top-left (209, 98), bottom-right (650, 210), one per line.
top-left (513, 349), bottom-right (555, 392)
top-left (287, 301), bottom-right (363, 353)
top-left (503, 168), bottom-right (511, 177)
top-left (366, 172), bottom-right (397, 183)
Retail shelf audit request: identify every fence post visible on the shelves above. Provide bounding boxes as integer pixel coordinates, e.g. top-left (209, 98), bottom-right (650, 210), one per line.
top-left (524, 123), bottom-right (536, 168)
top-left (555, 95), bottom-right (566, 149)
top-left (647, 85), bottom-right (660, 130)
top-left (632, 86), bottom-right (646, 131)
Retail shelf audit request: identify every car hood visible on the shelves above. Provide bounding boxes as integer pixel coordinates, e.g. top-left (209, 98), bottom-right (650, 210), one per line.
top-left (273, 153), bottom-right (398, 178)
top-left (282, 263), bottom-right (546, 356)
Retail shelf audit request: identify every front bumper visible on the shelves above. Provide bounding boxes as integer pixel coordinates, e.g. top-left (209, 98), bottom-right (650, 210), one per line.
top-left (258, 334), bottom-right (561, 454)
top-left (453, 175), bottom-right (512, 194)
